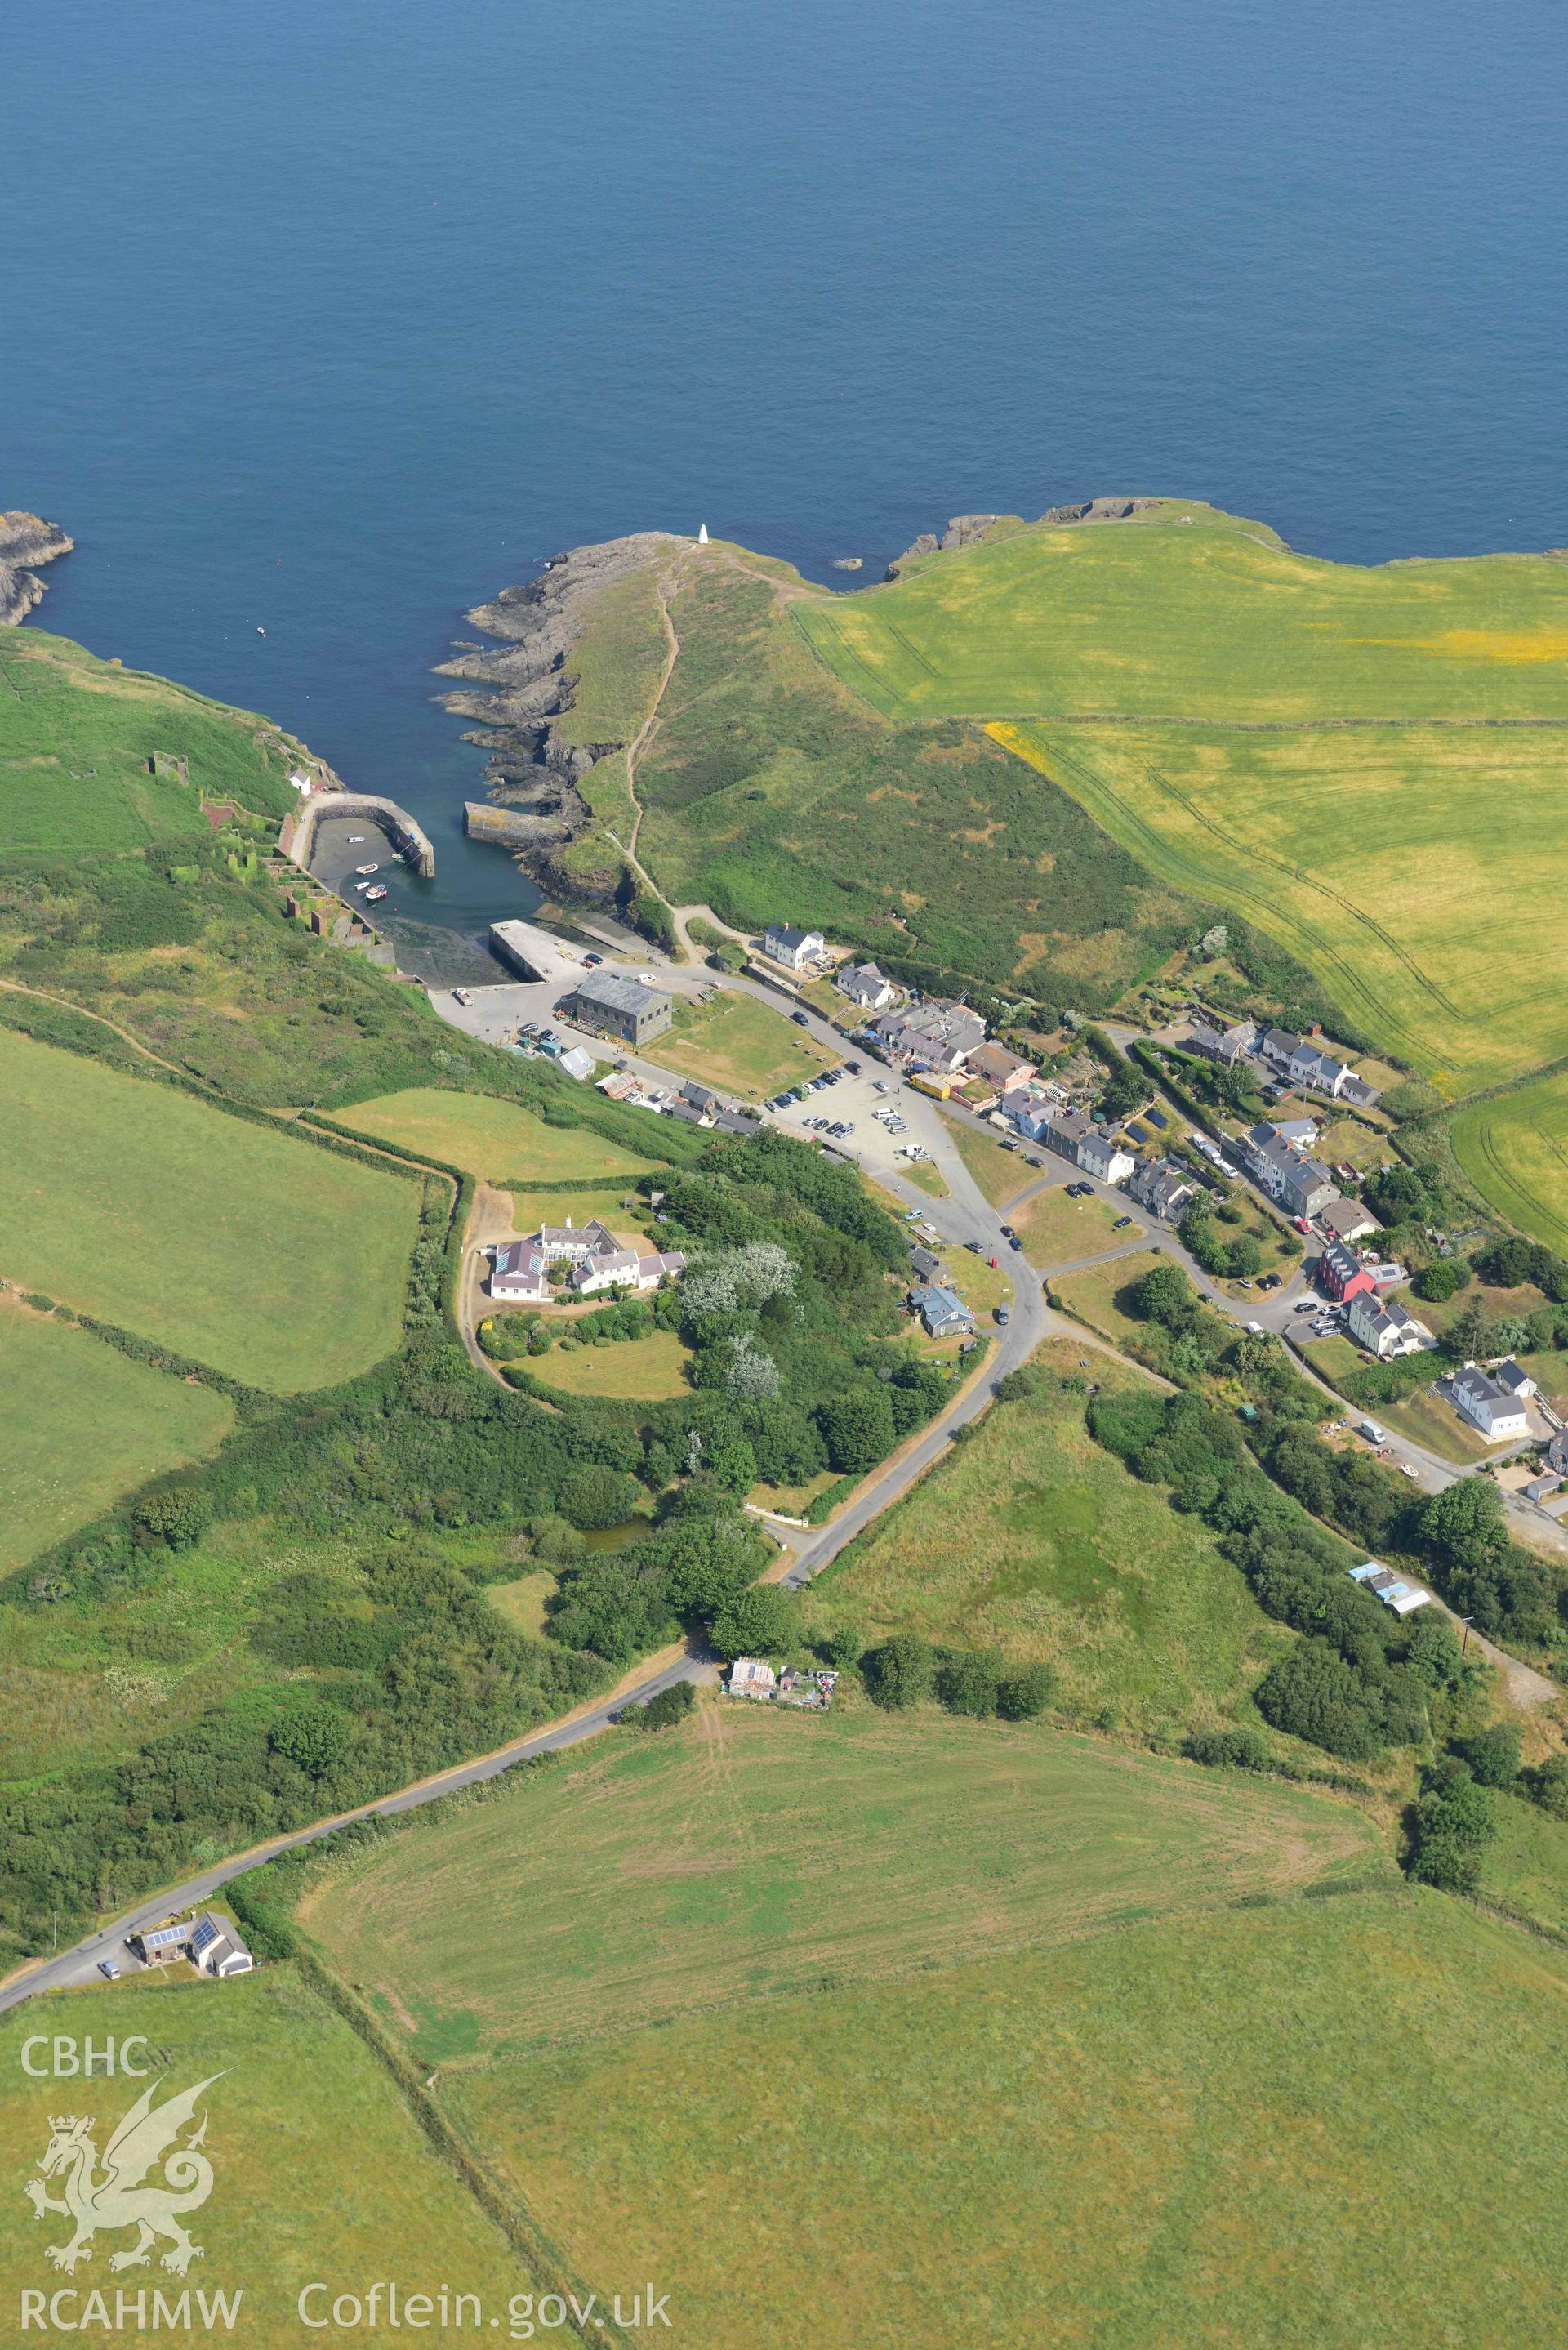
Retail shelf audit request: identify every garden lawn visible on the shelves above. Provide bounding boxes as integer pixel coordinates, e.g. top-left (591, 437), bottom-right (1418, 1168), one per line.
top-left (644, 990), bottom-right (835, 1099)
top-left (527, 1329), bottom-right (693, 1400)
top-left (1379, 1387), bottom-right (1499, 1467)
top-left (807, 1343), bottom-right (1281, 1737)
top-left (300, 1702), bottom-right (1374, 2062)
top-left (446, 1892), bottom-right (1568, 2350)
top-left (337, 1085), bottom-right (657, 1184)
top-left (0, 1303), bottom-right (234, 1574)
top-left (1451, 1071), bottom-right (1568, 1254)
top-left (0, 1029), bottom-right (418, 1390)
top-left (0, 1969), bottom-right (533, 2337)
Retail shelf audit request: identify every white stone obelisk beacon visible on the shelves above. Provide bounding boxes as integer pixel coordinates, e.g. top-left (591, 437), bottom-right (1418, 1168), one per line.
top-left (697, 524), bottom-right (709, 545)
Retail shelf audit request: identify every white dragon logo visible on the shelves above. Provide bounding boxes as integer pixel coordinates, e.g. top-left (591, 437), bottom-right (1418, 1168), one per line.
top-left (25, 2074), bottom-right (225, 2276)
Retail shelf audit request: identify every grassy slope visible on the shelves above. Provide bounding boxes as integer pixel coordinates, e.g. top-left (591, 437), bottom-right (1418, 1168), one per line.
top-left (451, 1891), bottom-right (1568, 2350)
top-left (0, 1970), bottom-right (530, 2338)
top-left (0, 1028), bottom-right (418, 1391)
top-left (336, 1085), bottom-right (658, 1184)
top-left (0, 1301), bottom-right (234, 1573)
top-left (634, 555), bottom-right (1206, 1007)
top-left (793, 502), bottom-right (1568, 1117)
top-left (999, 720), bottom-right (1566, 1091)
top-left (802, 1345), bottom-right (1283, 1738)
top-left (300, 1704), bottom-right (1374, 2059)
top-left (0, 626), bottom-right (297, 850)
top-left (1451, 1069), bottom-right (1568, 1252)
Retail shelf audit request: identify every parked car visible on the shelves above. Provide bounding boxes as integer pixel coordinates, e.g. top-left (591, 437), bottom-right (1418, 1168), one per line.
top-left (965, 1239), bottom-right (982, 1254)
top-left (845, 1061), bottom-right (861, 1074)
top-left (792, 1010), bottom-right (810, 1027)
top-left (1113, 1215), bottom-right (1134, 1230)
top-left (583, 951), bottom-right (604, 965)
top-left (1000, 1224), bottom-right (1015, 1238)
top-left (873, 1078), bottom-right (889, 1093)
top-left (98, 1960), bottom-right (120, 1980)
top-left (995, 1304), bottom-right (1011, 1325)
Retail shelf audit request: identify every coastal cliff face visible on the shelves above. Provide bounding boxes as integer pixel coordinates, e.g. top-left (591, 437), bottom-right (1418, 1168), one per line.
top-left (434, 533), bottom-right (679, 901)
top-left (0, 512), bottom-right (74, 626)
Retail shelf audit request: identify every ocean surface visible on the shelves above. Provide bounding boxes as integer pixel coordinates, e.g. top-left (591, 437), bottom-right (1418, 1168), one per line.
top-left (8, 0), bottom-right (1567, 960)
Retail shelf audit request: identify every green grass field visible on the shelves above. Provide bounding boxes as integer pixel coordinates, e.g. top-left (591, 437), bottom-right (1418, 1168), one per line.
top-left (447, 1891), bottom-right (1568, 2350)
top-left (806, 1344), bottom-right (1281, 1737)
top-left (301, 1703), bottom-right (1374, 2062)
top-left (997, 720), bottom-right (1568, 1093)
top-left (937, 1108), bottom-right (1031, 1206)
top-left (1013, 1180), bottom-right (1125, 1262)
top-left (1050, 1247), bottom-right (1167, 1349)
top-left (0, 1970), bottom-right (532, 2341)
top-left (1480, 1789), bottom-right (1568, 1938)
top-left (1451, 1070), bottom-right (1568, 1251)
top-left (796, 503), bottom-right (1568, 725)
top-left (645, 990), bottom-right (834, 1099)
top-left (337, 1085), bottom-right (657, 1184)
top-left (0, 1303), bottom-right (234, 1574)
top-left (525, 1328), bottom-right (693, 1399)
top-left (0, 627), bottom-right (297, 853)
top-left (0, 1030), bottom-right (418, 1390)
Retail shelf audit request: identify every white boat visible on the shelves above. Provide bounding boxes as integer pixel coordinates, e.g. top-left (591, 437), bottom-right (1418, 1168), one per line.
top-left (354, 862), bottom-right (379, 876)
top-left (347, 834), bottom-right (365, 843)
top-left (364, 886), bottom-right (388, 903)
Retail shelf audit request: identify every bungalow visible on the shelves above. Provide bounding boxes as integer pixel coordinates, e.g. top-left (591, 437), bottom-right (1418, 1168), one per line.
top-left (1348, 1562), bottom-right (1432, 1617)
top-left (1346, 1291), bottom-right (1431, 1359)
top-left (1317, 1196), bottom-right (1381, 1246)
top-left (1450, 1362), bottom-right (1530, 1443)
top-left (1129, 1158), bottom-right (1195, 1221)
top-left (763, 923), bottom-right (826, 973)
top-left (1078, 1129), bottom-right (1134, 1185)
top-left (907, 1283), bottom-right (976, 1340)
top-left (835, 960), bottom-right (898, 1012)
top-left (1319, 1238), bottom-right (1378, 1305)
top-left (132, 1912), bottom-right (255, 1976)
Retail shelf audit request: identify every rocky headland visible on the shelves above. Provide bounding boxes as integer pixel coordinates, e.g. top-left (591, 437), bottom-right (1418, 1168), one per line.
top-left (434, 533), bottom-right (681, 899)
top-left (0, 512), bottom-right (74, 626)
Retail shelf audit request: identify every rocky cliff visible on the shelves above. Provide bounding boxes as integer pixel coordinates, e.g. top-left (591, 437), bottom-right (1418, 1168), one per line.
top-left (434, 533), bottom-right (679, 899)
top-left (0, 511), bottom-right (74, 626)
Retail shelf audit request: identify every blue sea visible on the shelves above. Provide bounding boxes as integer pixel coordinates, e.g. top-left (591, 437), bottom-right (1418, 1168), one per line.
top-left (8, 0), bottom-right (1566, 952)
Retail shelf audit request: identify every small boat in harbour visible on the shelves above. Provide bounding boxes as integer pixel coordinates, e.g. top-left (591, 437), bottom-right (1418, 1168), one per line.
top-left (354, 862), bottom-right (379, 876)
top-left (363, 885), bottom-right (389, 903)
